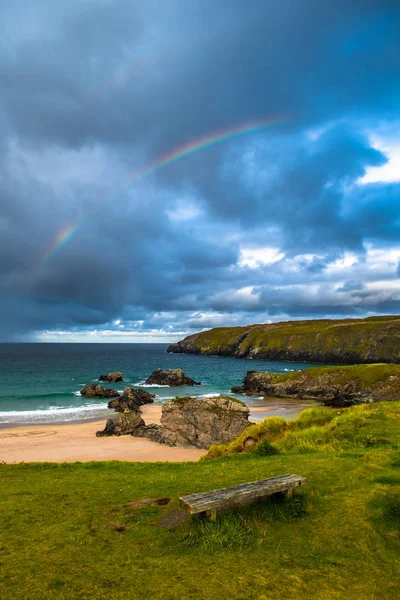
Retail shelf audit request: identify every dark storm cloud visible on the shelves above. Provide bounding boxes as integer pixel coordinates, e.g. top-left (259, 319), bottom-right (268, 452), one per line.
top-left (1, 0), bottom-right (400, 339)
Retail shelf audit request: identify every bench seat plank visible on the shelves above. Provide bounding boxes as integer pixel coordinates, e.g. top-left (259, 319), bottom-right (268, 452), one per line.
top-left (179, 474), bottom-right (306, 515)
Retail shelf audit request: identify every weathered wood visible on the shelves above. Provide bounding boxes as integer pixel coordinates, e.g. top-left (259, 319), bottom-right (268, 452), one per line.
top-left (179, 473), bottom-right (306, 516)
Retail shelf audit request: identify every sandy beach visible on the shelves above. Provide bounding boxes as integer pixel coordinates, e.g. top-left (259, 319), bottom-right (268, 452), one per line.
top-left (0, 400), bottom-right (316, 464)
top-left (0, 405), bottom-right (205, 463)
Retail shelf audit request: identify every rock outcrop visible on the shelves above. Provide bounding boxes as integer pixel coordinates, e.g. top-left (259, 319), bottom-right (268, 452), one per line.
top-left (167, 316), bottom-right (400, 364)
top-left (80, 384), bottom-right (120, 398)
top-left (145, 368), bottom-right (200, 386)
top-left (96, 411), bottom-right (144, 437)
top-left (231, 371), bottom-right (273, 395)
top-left (107, 387), bottom-right (155, 412)
top-left (99, 371), bottom-right (123, 382)
top-left (134, 396), bottom-right (250, 448)
top-left (97, 395), bottom-right (251, 447)
top-left (231, 364), bottom-right (400, 407)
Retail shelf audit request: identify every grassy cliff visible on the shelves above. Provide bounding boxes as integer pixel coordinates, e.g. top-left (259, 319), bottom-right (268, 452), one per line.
top-left (1, 401), bottom-right (400, 599)
top-left (168, 315), bottom-right (400, 364)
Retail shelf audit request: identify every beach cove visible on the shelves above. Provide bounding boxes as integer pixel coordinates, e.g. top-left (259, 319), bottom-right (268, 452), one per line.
top-left (0, 400), bottom-right (316, 463)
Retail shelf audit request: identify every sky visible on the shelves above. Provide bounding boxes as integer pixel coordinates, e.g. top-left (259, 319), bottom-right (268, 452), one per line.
top-left (1, 0), bottom-right (400, 342)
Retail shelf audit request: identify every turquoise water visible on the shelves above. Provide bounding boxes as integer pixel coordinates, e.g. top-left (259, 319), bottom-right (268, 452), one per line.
top-left (0, 344), bottom-right (322, 425)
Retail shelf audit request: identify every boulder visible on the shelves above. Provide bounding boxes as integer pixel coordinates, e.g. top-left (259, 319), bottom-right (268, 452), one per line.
top-left (231, 370), bottom-right (273, 394)
top-left (108, 387), bottom-right (155, 412)
top-left (99, 371), bottom-right (123, 382)
top-left (132, 423), bottom-right (172, 445)
top-left (80, 383), bottom-right (120, 398)
top-left (96, 411), bottom-right (145, 437)
top-left (145, 368), bottom-right (200, 386)
top-left (133, 396), bottom-right (250, 449)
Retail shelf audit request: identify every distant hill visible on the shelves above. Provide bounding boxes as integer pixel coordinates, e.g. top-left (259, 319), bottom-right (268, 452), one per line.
top-left (167, 316), bottom-right (400, 364)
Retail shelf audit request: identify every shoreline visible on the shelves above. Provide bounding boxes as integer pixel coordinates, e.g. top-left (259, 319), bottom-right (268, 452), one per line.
top-left (0, 397), bottom-right (317, 429)
top-left (0, 400), bottom-right (316, 464)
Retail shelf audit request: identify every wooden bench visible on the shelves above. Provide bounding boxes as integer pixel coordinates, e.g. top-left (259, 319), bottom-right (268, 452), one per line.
top-left (179, 473), bottom-right (306, 520)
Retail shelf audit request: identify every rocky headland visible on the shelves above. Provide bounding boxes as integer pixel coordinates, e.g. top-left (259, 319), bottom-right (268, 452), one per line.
top-left (96, 395), bottom-right (250, 448)
top-left (145, 368), bottom-right (200, 386)
top-left (231, 364), bottom-right (400, 407)
top-left (168, 316), bottom-right (400, 364)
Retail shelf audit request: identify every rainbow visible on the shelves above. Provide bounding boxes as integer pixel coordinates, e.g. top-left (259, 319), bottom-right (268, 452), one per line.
top-left (37, 222), bottom-right (77, 267)
top-left (41, 117), bottom-right (283, 265)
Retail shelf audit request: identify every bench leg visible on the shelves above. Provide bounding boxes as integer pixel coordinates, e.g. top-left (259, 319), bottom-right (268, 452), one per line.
top-left (284, 489), bottom-right (295, 501)
top-left (209, 509), bottom-right (217, 522)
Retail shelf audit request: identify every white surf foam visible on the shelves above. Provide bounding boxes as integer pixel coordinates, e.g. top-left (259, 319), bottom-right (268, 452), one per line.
top-left (0, 402), bottom-right (109, 423)
top-left (132, 382), bottom-right (170, 388)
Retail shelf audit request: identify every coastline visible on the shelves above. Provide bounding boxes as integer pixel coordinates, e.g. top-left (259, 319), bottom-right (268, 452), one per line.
top-left (0, 400), bottom-right (316, 464)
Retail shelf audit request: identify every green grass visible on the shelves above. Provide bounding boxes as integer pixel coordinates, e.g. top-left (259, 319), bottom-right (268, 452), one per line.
top-left (1, 403), bottom-right (400, 599)
top-left (269, 362), bottom-right (400, 385)
top-left (205, 402), bottom-right (400, 458)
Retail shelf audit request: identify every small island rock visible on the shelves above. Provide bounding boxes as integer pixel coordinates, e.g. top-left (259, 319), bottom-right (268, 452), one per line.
top-left (145, 368), bottom-right (200, 387)
top-left (108, 387), bottom-right (155, 412)
top-left (80, 384), bottom-right (120, 398)
top-left (99, 371), bottom-right (123, 382)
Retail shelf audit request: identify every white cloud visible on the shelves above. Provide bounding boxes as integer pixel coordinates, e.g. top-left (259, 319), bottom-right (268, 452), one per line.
top-left (166, 198), bottom-right (202, 221)
top-left (325, 252), bottom-right (359, 272)
top-left (35, 328), bottom-right (189, 343)
top-left (239, 246), bottom-right (285, 268)
top-left (359, 133), bottom-right (400, 184)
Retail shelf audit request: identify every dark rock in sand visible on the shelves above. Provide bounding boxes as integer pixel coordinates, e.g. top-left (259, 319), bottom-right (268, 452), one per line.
top-left (108, 387), bottom-right (155, 412)
top-left (133, 395), bottom-right (250, 449)
top-left (145, 368), bottom-right (200, 387)
top-left (96, 411), bottom-right (145, 437)
top-left (99, 371), bottom-right (123, 382)
top-left (80, 383), bottom-right (120, 398)
top-left (132, 423), bottom-right (173, 445)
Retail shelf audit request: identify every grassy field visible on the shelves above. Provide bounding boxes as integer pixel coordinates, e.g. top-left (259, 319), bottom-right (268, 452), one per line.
top-left (1, 403), bottom-right (400, 600)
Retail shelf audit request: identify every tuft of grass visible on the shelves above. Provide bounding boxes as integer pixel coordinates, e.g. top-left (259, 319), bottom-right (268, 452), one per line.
top-left (384, 495), bottom-right (400, 520)
top-left (390, 453), bottom-right (400, 468)
top-left (253, 439), bottom-right (280, 456)
top-left (180, 495), bottom-right (307, 551)
top-left (205, 416), bottom-right (288, 459)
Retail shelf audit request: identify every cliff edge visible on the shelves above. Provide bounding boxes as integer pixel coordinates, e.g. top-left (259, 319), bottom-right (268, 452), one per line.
top-left (167, 316), bottom-right (400, 364)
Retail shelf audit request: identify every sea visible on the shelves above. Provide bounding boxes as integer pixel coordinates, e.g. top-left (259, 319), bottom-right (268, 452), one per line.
top-left (0, 343), bottom-right (321, 426)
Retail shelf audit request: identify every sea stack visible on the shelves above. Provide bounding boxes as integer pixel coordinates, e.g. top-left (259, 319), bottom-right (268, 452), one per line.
top-left (145, 368), bottom-right (200, 386)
